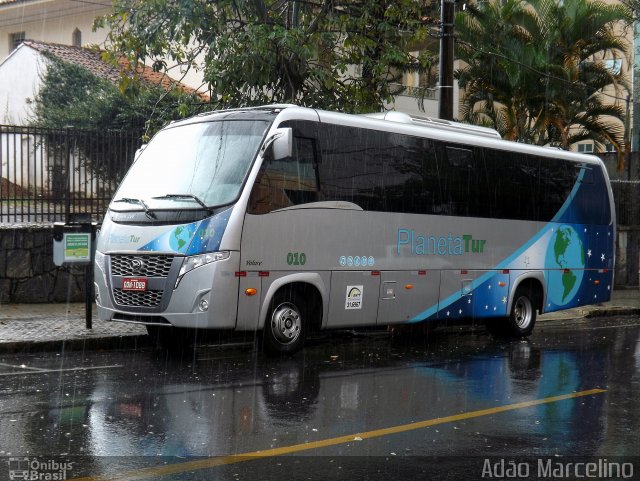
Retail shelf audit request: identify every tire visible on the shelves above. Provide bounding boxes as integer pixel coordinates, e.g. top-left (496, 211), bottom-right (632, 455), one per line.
top-left (485, 285), bottom-right (537, 338)
top-left (263, 291), bottom-right (307, 355)
top-left (505, 285), bottom-right (537, 337)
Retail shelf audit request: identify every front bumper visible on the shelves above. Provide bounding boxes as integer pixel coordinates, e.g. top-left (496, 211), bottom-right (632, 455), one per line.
top-left (94, 250), bottom-right (240, 329)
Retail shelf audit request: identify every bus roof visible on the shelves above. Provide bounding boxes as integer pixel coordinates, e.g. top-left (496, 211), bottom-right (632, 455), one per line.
top-left (172, 104), bottom-right (605, 167)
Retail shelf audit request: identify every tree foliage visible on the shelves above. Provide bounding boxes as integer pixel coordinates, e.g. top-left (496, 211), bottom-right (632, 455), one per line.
top-left (96, 0), bottom-right (437, 113)
top-left (455, 0), bottom-right (632, 162)
top-left (29, 56), bottom-right (208, 185)
top-left (30, 55), bottom-right (207, 138)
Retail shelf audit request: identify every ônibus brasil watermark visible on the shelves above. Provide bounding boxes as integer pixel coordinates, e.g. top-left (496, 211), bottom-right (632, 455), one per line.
top-left (7, 457), bottom-right (73, 481)
top-left (482, 457), bottom-right (634, 479)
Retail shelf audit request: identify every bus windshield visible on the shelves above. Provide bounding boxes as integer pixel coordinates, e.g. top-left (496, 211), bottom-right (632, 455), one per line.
top-left (112, 120), bottom-right (270, 210)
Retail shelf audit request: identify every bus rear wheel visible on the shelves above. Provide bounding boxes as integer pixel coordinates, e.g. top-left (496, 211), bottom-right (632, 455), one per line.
top-left (487, 285), bottom-right (537, 338)
top-left (263, 291), bottom-right (306, 355)
top-left (505, 286), bottom-right (537, 337)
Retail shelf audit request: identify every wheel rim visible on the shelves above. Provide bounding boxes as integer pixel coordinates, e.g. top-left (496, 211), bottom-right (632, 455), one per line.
top-left (513, 296), bottom-right (533, 329)
top-left (270, 302), bottom-right (302, 344)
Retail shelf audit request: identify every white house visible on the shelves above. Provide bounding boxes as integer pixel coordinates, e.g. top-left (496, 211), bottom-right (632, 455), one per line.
top-left (0, 0), bottom-right (110, 61)
top-left (0, 39), bottom-right (208, 124)
top-left (0, 39), bottom-right (40, 124)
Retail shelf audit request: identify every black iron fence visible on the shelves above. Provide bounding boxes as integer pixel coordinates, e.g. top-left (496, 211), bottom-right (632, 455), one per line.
top-left (2, 125), bottom-right (640, 227)
top-left (611, 180), bottom-right (640, 226)
top-left (0, 125), bottom-right (142, 223)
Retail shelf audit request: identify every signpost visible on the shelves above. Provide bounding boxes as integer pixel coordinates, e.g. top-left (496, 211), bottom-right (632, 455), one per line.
top-left (53, 215), bottom-right (97, 329)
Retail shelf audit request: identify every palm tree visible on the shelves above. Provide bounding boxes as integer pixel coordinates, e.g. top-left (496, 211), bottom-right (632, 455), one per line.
top-left (455, 0), bottom-right (631, 156)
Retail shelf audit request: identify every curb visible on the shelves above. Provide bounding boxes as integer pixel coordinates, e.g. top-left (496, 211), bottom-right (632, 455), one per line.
top-left (584, 307), bottom-right (640, 318)
top-left (539, 306), bottom-right (640, 322)
top-left (0, 333), bottom-right (151, 354)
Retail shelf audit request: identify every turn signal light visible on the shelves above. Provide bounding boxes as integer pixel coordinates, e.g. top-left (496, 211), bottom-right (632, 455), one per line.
top-left (245, 288), bottom-right (258, 296)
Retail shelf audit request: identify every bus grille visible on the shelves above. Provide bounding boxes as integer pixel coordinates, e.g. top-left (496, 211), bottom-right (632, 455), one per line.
top-left (110, 254), bottom-right (174, 277)
top-left (113, 289), bottom-right (164, 308)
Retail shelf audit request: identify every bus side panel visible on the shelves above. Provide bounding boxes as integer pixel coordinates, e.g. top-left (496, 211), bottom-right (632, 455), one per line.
top-left (543, 222), bottom-right (614, 313)
top-left (251, 271), bottom-right (331, 331)
top-left (437, 269), bottom-right (510, 321)
top-left (236, 273), bottom-right (263, 331)
top-left (377, 271), bottom-right (440, 325)
top-left (327, 271), bottom-right (380, 328)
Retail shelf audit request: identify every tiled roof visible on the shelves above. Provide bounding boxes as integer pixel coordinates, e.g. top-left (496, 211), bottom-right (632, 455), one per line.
top-left (23, 40), bottom-right (208, 99)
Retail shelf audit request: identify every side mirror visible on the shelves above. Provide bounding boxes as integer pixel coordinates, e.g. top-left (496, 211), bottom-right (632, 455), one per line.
top-left (271, 128), bottom-right (293, 160)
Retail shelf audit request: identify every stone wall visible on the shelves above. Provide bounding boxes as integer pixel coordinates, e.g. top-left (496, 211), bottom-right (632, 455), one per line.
top-left (0, 224), bottom-right (86, 303)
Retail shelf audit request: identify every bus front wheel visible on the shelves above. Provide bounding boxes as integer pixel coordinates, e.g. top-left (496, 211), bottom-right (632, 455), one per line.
top-left (263, 291), bottom-right (306, 355)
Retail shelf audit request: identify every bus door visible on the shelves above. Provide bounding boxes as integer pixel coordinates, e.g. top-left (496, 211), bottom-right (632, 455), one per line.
top-left (327, 271), bottom-right (380, 328)
top-left (377, 270), bottom-right (440, 324)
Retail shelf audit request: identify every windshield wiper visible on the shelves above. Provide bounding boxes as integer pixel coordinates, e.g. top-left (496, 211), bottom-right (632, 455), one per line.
top-left (113, 197), bottom-right (156, 219)
top-left (152, 194), bottom-right (213, 214)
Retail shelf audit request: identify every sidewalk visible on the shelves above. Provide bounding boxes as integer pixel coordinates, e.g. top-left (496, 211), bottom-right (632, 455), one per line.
top-left (0, 303), bottom-right (148, 352)
top-left (0, 290), bottom-right (639, 353)
top-left (537, 288), bottom-right (640, 321)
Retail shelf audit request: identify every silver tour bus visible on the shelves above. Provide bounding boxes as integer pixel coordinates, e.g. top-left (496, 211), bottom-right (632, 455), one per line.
top-left (94, 105), bottom-right (615, 354)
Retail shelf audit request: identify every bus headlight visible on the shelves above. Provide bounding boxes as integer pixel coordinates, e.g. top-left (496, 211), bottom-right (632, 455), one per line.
top-left (176, 251), bottom-right (230, 288)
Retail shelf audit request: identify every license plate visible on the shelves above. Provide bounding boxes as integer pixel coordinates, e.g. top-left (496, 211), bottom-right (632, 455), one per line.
top-left (122, 277), bottom-right (147, 291)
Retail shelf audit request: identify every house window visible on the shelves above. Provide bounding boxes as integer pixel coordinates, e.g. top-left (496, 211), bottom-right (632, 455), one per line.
top-left (577, 143), bottom-right (594, 153)
top-left (9, 32), bottom-right (25, 52)
top-left (605, 143), bottom-right (616, 152)
top-left (72, 28), bottom-right (82, 47)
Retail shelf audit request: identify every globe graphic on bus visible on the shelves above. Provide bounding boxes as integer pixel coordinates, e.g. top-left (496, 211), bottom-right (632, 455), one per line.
top-left (545, 225), bottom-right (585, 306)
top-left (169, 225), bottom-right (194, 251)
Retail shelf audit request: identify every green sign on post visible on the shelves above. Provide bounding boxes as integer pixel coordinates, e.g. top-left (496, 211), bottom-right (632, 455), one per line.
top-left (64, 233), bottom-right (91, 263)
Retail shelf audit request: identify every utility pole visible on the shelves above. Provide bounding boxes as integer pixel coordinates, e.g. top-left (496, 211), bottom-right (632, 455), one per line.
top-left (439, 0), bottom-right (455, 120)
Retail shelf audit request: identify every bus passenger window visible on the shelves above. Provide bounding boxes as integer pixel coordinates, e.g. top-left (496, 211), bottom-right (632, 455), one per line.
top-left (248, 137), bottom-right (319, 214)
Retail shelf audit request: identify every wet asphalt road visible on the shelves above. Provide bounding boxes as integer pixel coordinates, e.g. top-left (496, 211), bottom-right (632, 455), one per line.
top-left (0, 315), bottom-right (639, 480)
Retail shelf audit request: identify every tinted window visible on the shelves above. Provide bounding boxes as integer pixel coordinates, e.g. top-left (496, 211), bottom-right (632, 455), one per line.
top-left (573, 164), bottom-right (611, 225)
top-left (254, 121), bottom-right (600, 223)
top-left (247, 136), bottom-right (319, 214)
top-left (318, 124), bottom-right (387, 211)
top-left (317, 124), bottom-right (445, 214)
top-left (483, 149), bottom-right (540, 220)
top-left (539, 156), bottom-right (577, 220)
top-left (383, 135), bottom-right (442, 214)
